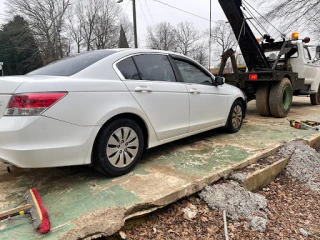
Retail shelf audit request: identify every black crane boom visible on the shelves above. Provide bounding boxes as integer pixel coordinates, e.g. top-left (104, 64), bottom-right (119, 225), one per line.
top-left (218, 0), bottom-right (270, 70)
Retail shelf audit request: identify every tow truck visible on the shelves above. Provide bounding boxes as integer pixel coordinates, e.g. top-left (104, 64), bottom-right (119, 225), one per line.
top-left (218, 0), bottom-right (320, 118)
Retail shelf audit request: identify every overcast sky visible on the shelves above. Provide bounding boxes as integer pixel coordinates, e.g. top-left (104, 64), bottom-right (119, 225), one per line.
top-left (0, 0), bottom-right (227, 47)
top-left (122, 0), bottom-right (226, 47)
top-left (0, 0), bottom-right (315, 47)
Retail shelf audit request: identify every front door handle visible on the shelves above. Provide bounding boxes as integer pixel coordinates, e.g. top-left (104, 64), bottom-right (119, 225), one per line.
top-left (135, 86), bottom-right (152, 92)
top-left (189, 88), bottom-right (200, 94)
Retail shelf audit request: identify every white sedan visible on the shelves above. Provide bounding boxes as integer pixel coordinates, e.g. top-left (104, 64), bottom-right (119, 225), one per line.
top-left (0, 49), bottom-right (246, 176)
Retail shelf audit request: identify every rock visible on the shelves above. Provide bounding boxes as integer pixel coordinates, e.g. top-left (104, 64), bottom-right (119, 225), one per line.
top-left (182, 204), bottom-right (198, 220)
top-left (250, 216), bottom-right (267, 232)
top-left (277, 141), bottom-right (320, 192)
top-left (199, 181), bottom-right (268, 220)
top-left (119, 231), bottom-right (127, 239)
top-left (299, 228), bottom-right (312, 237)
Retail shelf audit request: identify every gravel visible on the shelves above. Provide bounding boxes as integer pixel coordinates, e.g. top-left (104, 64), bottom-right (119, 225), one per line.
top-left (277, 141), bottom-right (320, 191)
top-left (199, 181), bottom-right (268, 232)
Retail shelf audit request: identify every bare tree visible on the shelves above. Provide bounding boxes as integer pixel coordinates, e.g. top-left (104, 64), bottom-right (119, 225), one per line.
top-left (146, 22), bottom-right (176, 51)
top-left (93, 0), bottom-right (122, 49)
top-left (175, 22), bottom-right (200, 56)
top-left (67, 3), bottom-right (84, 53)
top-left (6, 0), bottom-right (71, 63)
top-left (257, 0), bottom-right (320, 31)
top-left (191, 42), bottom-right (209, 67)
top-left (211, 20), bottom-right (237, 60)
top-left (76, 0), bottom-right (100, 51)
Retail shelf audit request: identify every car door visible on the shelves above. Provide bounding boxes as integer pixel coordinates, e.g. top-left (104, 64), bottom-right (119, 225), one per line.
top-left (303, 46), bottom-right (317, 84)
top-left (115, 54), bottom-right (189, 140)
top-left (172, 57), bottom-right (228, 133)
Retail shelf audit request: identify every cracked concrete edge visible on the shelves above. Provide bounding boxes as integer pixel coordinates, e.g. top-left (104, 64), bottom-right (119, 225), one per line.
top-left (243, 157), bottom-right (290, 192)
top-left (57, 146), bottom-right (282, 240)
top-left (57, 135), bottom-right (320, 240)
top-left (307, 132), bottom-right (320, 151)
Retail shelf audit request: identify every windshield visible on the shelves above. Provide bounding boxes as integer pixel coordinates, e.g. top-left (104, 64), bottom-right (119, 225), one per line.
top-left (27, 50), bottom-right (115, 76)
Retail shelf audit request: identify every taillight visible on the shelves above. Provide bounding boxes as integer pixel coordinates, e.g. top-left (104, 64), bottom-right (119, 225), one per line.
top-left (5, 92), bottom-right (67, 116)
top-left (249, 73), bottom-right (258, 81)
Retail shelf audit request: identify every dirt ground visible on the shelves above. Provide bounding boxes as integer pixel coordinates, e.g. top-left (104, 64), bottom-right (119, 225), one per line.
top-left (106, 142), bottom-right (320, 240)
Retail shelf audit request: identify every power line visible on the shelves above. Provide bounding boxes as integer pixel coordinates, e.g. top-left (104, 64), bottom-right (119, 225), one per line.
top-left (138, 0), bottom-right (149, 27)
top-left (154, 0), bottom-right (214, 23)
top-left (242, 2), bottom-right (269, 35)
top-left (124, 0), bottom-right (130, 12)
top-left (145, 0), bottom-right (155, 26)
top-left (243, 0), bottom-right (284, 37)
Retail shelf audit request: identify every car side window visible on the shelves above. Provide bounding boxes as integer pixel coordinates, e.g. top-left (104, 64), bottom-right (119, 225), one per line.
top-left (133, 54), bottom-right (176, 82)
top-left (174, 60), bottom-right (212, 85)
top-left (116, 57), bottom-right (141, 80)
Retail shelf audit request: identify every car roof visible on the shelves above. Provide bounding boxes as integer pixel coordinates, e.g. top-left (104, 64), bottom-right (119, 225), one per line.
top-left (111, 48), bottom-right (185, 57)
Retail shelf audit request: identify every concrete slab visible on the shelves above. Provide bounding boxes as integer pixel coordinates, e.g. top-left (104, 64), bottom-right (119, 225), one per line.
top-left (1, 97), bottom-right (320, 239)
top-left (231, 157), bottom-right (290, 192)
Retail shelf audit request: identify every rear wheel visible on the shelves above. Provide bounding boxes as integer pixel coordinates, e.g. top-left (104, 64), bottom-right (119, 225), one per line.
top-left (226, 100), bottom-right (244, 133)
top-left (256, 84), bottom-right (271, 117)
top-left (310, 84), bottom-right (320, 105)
top-left (93, 118), bottom-right (144, 177)
top-left (269, 78), bottom-right (293, 118)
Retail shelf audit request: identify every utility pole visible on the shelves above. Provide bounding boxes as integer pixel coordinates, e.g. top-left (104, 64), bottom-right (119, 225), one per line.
top-left (118, 0), bottom-right (138, 48)
top-left (132, 0), bottom-right (138, 48)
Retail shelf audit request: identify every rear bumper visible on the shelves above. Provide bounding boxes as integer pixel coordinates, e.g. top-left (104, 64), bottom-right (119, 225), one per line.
top-left (0, 116), bottom-right (95, 168)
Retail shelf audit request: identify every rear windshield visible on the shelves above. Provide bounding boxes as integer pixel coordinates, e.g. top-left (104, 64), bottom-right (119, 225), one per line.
top-left (27, 50), bottom-right (115, 76)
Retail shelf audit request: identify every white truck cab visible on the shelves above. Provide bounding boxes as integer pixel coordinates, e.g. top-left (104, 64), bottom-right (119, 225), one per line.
top-left (289, 41), bottom-right (320, 92)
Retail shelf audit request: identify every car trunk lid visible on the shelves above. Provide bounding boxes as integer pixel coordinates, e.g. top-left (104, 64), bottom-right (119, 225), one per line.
top-left (0, 76), bottom-right (28, 118)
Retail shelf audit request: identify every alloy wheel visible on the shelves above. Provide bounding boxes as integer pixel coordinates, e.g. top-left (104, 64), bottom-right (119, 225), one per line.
top-left (232, 105), bottom-right (243, 129)
top-left (106, 127), bottom-right (139, 168)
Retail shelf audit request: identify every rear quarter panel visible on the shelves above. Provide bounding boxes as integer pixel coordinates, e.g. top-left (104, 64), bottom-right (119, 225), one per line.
top-left (14, 78), bottom-right (158, 149)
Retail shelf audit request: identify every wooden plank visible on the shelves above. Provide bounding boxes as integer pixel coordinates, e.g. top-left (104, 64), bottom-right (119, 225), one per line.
top-left (0, 204), bottom-right (32, 218)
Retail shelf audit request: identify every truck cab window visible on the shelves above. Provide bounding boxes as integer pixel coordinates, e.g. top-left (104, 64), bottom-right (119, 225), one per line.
top-left (304, 47), bottom-right (312, 60)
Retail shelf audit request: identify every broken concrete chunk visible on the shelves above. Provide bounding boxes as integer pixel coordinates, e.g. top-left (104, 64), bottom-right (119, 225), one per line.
top-left (199, 181), bottom-right (269, 232)
top-left (250, 216), bottom-right (268, 233)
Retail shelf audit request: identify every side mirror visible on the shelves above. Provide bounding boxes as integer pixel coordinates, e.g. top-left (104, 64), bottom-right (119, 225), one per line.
top-left (316, 46), bottom-right (320, 59)
top-left (214, 76), bottom-right (225, 86)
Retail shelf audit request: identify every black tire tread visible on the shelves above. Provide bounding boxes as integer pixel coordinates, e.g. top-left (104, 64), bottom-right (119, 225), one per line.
top-left (256, 84), bottom-right (271, 117)
top-left (226, 100), bottom-right (244, 133)
top-left (269, 78), bottom-right (293, 118)
top-left (310, 84), bottom-right (320, 105)
top-left (93, 118), bottom-right (144, 177)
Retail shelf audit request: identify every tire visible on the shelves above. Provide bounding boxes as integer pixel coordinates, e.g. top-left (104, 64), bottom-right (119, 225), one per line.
top-left (269, 78), bottom-right (293, 118)
top-left (310, 84), bottom-right (320, 105)
top-left (226, 100), bottom-right (244, 133)
top-left (93, 118), bottom-right (144, 177)
top-left (256, 84), bottom-right (271, 117)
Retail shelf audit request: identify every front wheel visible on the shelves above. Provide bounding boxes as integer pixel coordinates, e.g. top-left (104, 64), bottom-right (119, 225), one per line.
top-left (93, 118), bottom-right (144, 177)
top-left (269, 78), bottom-right (293, 118)
top-left (226, 100), bottom-right (244, 133)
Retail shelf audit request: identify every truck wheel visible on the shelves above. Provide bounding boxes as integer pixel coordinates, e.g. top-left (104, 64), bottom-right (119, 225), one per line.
top-left (310, 85), bottom-right (320, 105)
top-left (269, 78), bottom-right (293, 118)
top-left (256, 84), bottom-right (271, 117)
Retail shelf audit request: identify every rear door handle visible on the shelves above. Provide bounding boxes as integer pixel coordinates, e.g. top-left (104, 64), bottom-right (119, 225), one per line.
top-left (189, 88), bottom-right (200, 94)
top-left (135, 86), bottom-right (152, 92)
